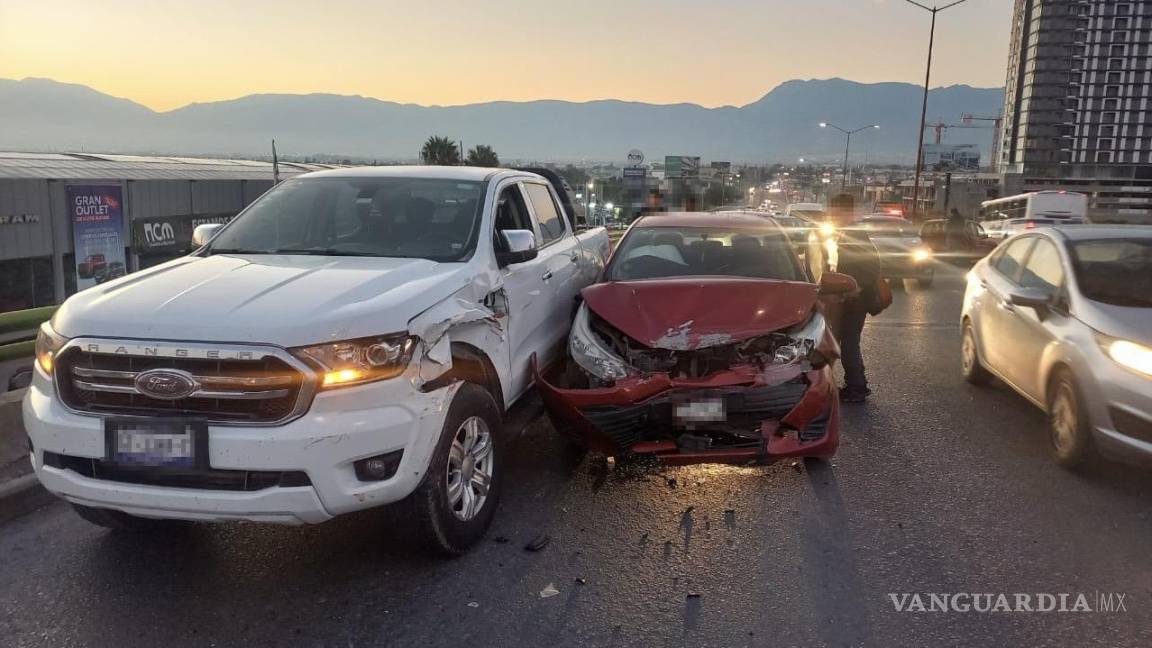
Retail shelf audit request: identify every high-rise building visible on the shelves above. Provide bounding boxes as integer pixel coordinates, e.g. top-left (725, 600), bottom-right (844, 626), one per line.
top-left (1000, 0), bottom-right (1152, 223)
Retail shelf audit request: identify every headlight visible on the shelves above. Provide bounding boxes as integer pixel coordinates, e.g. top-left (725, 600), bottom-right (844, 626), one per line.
top-left (35, 324), bottom-right (68, 376)
top-left (778, 313), bottom-right (826, 367)
top-left (819, 222), bottom-right (836, 237)
top-left (292, 334), bottom-right (416, 388)
top-left (569, 304), bottom-right (630, 381)
top-left (912, 247), bottom-right (933, 263)
top-left (1100, 336), bottom-right (1152, 378)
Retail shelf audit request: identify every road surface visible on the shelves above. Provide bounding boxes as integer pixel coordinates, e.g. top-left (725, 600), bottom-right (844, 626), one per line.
top-left (2, 265), bottom-right (1150, 647)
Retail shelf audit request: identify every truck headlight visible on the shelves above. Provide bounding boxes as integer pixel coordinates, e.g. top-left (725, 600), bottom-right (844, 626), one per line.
top-left (292, 334), bottom-right (416, 388)
top-left (569, 304), bottom-right (630, 381)
top-left (35, 324), bottom-right (68, 376)
top-left (1101, 336), bottom-right (1152, 379)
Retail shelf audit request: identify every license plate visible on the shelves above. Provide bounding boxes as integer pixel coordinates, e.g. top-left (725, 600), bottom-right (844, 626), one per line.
top-left (104, 419), bottom-right (207, 468)
top-left (674, 398), bottom-right (727, 423)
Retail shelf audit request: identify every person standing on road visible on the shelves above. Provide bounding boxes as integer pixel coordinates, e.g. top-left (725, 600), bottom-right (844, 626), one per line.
top-left (826, 194), bottom-right (884, 403)
top-left (945, 208), bottom-right (969, 253)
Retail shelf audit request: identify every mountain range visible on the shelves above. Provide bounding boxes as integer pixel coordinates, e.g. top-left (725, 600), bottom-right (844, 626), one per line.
top-left (0, 77), bottom-right (1005, 163)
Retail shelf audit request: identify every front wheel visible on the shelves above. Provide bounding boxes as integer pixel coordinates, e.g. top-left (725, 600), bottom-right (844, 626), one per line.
top-left (1047, 369), bottom-right (1094, 469)
top-left (960, 321), bottom-right (992, 386)
top-left (410, 382), bottom-right (504, 556)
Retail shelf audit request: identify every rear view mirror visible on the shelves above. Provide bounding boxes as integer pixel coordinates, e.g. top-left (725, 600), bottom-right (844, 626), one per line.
top-left (1009, 288), bottom-right (1052, 311)
top-left (819, 272), bottom-right (858, 296)
top-left (495, 229), bottom-right (538, 267)
top-left (192, 223), bottom-right (225, 247)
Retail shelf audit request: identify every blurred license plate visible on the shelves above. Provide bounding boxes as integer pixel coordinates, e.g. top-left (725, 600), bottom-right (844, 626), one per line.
top-left (105, 419), bottom-right (205, 468)
top-left (674, 399), bottom-right (726, 423)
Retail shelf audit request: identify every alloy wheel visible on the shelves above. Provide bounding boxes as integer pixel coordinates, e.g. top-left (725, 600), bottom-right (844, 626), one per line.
top-left (1050, 383), bottom-right (1077, 453)
top-left (446, 416), bottom-right (494, 522)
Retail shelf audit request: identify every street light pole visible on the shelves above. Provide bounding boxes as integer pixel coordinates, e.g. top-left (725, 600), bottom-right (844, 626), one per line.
top-left (820, 123), bottom-right (880, 191)
top-left (903, 0), bottom-right (969, 221)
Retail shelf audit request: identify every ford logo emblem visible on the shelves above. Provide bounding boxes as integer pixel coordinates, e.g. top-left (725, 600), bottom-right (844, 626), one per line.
top-left (134, 369), bottom-right (197, 400)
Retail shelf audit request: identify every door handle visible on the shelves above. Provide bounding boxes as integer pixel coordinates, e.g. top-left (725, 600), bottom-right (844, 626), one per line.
top-left (570, 252), bottom-right (579, 263)
top-left (542, 270), bottom-right (553, 281)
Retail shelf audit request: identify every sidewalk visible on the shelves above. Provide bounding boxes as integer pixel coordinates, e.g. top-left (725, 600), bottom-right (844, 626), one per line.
top-left (0, 389), bottom-right (52, 522)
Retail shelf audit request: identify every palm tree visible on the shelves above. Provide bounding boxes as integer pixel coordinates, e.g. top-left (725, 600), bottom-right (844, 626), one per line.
top-left (466, 144), bottom-right (500, 167)
top-left (420, 136), bottom-right (461, 165)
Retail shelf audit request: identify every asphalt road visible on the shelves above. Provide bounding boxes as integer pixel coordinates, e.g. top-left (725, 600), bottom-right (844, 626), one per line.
top-left (3, 264), bottom-right (1151, 648)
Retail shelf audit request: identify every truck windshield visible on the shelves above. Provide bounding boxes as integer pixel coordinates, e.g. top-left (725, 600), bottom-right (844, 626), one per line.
top-left (606, 226), bottom-right (802, 282)
top-left (207, 176), bottom-right (485, 262)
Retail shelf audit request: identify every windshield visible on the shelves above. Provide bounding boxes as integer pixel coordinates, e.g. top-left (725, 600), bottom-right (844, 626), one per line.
top-left (1070, 238), bottom-right (1152, 307)
top-left (606, 226), bottom-right (802, 282)
top-left (790, 210), bottom-right (823, 222)
top-left (207, 177), bottom-right (485, 262)
top-left (858, 218), bottom-right (917, 236)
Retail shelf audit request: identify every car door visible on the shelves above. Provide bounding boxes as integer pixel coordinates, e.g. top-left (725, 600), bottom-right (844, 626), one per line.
top-left (492, 181), bottom-right (553, 399)
top-left (976, 236), bottom-right (1036, 383)
top-left (521, 180), bottom-right (582, 364)
top-left (1005, 237), bottom-right (1069, 402)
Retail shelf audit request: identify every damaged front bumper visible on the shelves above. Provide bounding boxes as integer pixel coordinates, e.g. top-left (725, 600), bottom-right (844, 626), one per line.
top-left (532, 358), bottom-right (839, 465)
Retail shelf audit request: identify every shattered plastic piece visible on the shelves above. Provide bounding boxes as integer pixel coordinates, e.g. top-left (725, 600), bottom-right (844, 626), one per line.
top-left (575, 577), bottom-right (587, 585)
top-left (524, 534), bottom-right (551, 552)
top-left (467, 602), bottom-right (479, 608)
top-left (540, 584), bottom-right (560, 598)
top-left (790, 461), bottom-right (803, 472)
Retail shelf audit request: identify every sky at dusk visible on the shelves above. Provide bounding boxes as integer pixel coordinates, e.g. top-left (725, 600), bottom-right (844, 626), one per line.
top-left (0, 0), bottom-right (1013, 111)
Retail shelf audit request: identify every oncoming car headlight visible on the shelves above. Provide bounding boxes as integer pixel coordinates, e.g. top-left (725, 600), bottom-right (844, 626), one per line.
top-left (912, 247), bottom-right (933, 263)
top-left (35, 323), bottom-right (68, 376)
top-left (569, 304), bottom-right (630, 381)
top-left (292, 334), bottom-right (416, 388)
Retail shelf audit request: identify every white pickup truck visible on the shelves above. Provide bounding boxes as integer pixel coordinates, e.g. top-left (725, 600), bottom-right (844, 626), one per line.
top-left (24, 166), bottom-right (609, 554)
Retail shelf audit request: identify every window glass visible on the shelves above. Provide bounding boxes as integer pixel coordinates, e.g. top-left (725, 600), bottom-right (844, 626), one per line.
top-left (606, 227), bottom-right (801, 281)
top-left (493, 185), bottom-right (534, 251)
top-left (1018, 240), bottom-right (1065, 292)
top-left (994, 238), bottom-right (1035, 282)
top-left (1071, 238), bottom-right (1152, 307)
top-left (523, 183), bottom-right (566, 245)
top-left (0, 256), bottom-right (55, 313)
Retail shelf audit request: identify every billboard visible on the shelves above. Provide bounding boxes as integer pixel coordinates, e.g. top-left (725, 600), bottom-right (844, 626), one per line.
top-left (68, 185), bottom-right (127, 290)
top-left (134, 213), bottom-right (236, 254)
top-left (665, 155), bottom-right (701, 179)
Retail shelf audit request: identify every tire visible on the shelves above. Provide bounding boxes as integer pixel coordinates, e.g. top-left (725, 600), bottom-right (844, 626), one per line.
top-left (960, 321), bottom-right (993, 386)
top-left (411, 382), bottom-right (504, 556)
top-left (71, 503), bottom-right (187, 532)
top-left (1047, 369), bottom-right (1094, 469)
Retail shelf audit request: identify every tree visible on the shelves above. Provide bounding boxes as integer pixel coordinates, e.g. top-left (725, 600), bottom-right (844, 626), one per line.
top-left (420, 136), bottom-right (461, 165)
top-left (466, 144), bottom-right (500, 167)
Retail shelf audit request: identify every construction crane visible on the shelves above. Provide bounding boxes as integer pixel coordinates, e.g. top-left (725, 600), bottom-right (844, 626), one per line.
top-left (961, 113), bottom-right (1005, 168)
top-left (922, 120), bottom-right (991, 145)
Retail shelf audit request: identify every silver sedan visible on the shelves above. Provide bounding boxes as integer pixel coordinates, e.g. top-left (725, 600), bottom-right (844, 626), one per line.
top-left (960, 226), bottom-right (1152, 468)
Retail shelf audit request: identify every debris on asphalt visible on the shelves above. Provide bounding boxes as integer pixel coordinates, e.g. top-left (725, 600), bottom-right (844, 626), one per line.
top-left (687, 592), bottom-right (702, 599)
top-left (790, 461), bottom-right (803, 473)
top-left (493, 536), bottom-right (509, 544)
top-left (524, 533), bottom-right (551, 552)
top-left (574, 577), bottom-right (586, 585)
top-left (467, 602), bottom-right (479, 608)
top-left (540, 584), bottom-right (560, 598)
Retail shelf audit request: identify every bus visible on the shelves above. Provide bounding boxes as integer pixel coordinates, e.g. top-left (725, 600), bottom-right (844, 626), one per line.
top-left (978, 191), bottom-right (1088, 240)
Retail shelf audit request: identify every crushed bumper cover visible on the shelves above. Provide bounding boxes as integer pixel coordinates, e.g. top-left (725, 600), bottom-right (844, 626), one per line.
top-left (532, 357), bottom-right (839, 465)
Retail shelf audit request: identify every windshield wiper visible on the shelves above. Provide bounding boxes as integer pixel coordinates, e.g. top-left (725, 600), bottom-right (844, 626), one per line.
top-left (270, 248), bottom-right (385, 257)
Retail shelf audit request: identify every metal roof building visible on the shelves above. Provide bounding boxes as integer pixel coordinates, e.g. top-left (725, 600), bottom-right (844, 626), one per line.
top-left (0, 151), bottom-right (340, 314)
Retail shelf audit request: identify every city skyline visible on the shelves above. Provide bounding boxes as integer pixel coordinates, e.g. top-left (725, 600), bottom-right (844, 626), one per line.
top-left (0, 0), bottom-right (1012, 111)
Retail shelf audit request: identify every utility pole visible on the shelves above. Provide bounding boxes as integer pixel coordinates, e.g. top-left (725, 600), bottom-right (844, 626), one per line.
top-left (903, 0), bottom-right (969, 221)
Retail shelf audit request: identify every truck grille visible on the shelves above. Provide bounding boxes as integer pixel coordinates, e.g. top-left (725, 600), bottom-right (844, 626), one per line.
top-left (55, 342), bottom-right (313, 425)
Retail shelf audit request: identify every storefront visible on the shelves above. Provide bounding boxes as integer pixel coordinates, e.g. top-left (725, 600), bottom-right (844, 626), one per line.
top-left (133, 212), bottom-right (237, 268)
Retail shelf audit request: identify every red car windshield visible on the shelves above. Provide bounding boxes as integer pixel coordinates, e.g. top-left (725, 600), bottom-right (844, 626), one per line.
top-left (606, 226), bottom-right (802, 282)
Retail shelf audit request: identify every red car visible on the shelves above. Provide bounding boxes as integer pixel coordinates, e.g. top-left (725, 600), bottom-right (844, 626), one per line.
top-left (534, 212), bottom-right (857, 466)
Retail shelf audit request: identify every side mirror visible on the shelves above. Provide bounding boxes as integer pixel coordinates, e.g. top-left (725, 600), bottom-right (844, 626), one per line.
top-left (819, 271), bottom-right (858, 296)
top-left (495, 229), bottom-right (538, 267)
top-left (192, 223), bottom-right (225, 247)
top-left (1009, 288), bottom-right (1052, 311)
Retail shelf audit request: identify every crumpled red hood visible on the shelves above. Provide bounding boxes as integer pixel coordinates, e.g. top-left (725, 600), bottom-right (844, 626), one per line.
top-left (581, 278), bottom-right (819, 350)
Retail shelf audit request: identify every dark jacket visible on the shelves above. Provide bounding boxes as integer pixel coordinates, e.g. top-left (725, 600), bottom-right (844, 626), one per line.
top-left (834, 228), bottom-right (883, 306)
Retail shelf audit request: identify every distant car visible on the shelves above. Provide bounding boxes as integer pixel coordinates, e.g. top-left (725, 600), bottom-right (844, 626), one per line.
top-left (920, 219), bottom-right (997, 263)
top-left (76, 254), bottom-right (106, 280)
top-left (771, 214), bottom-right (815, 249)
top-left (854, 215), bottom-right (935, 287)
top-left (961, 226), bottom-right (1152, 468)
